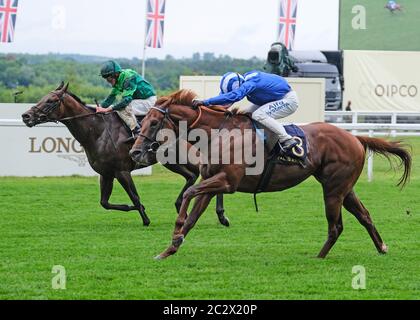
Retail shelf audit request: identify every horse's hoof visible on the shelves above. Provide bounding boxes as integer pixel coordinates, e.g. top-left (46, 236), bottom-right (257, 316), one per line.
top-left (221, 217), bottom-right (230, 227)
top-left (143, 219), bottom-right (151, 227)
top-left (380, 243), bottom-right (388, 254)
top-left (154, 254), bottom-right (164, 260)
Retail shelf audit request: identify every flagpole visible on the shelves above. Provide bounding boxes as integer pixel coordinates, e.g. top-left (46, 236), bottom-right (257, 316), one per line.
top-left (142, 43), bottom-right (147, 78)
top-left (142, 0), bottom-right (148, 78)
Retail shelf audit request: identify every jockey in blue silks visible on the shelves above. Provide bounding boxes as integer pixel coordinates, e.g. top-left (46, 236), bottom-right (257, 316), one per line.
top-left (385, 1), bottom-right (400, 12)
top-left (192, 70), bottom-right (299, 151)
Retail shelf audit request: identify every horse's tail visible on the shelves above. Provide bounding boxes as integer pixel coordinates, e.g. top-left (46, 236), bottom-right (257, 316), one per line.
top-left (356, 136), bottom-right (411, 188)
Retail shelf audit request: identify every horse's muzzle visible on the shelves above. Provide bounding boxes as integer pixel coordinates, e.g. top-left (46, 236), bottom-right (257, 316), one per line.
top-left (21, 112), bottom-right (35, 127)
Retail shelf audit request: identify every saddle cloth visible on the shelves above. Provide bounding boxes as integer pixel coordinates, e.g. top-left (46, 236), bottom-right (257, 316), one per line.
top-left (253, 121), bottom-right (308, 164)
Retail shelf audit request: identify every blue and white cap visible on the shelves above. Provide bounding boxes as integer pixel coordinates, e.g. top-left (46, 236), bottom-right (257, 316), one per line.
top-left (219, 72), bottom-right (245, 94)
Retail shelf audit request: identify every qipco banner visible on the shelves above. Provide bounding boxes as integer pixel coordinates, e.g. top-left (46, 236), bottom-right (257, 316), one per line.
top-left (343, 50), bottom-right (420, 111)
top-left (0, 104), bottom-right (151, 177)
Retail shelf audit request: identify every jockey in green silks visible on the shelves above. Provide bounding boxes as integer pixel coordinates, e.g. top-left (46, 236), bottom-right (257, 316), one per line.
top-left (97, 60), bottom-right (157, 138)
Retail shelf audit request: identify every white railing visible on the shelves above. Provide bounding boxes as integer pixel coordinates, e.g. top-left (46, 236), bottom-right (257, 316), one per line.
top-left (325, 111), bottom-right (420, 136)
top-left (325, 111), bottom-right (420, 182)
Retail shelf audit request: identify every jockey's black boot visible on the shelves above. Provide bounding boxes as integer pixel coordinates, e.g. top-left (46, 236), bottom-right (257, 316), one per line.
top-left (125, 125), bottom-right (141, 143)
top-left (131, 125), bottom-right (141, 140)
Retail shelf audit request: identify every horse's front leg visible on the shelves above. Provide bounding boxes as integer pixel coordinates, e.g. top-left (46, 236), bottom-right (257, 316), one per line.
top-left (164, 163), bottom-right (230, 227)
top-left (163, 163), bottom-right (198, 214)
top-left (115, 171), bottom-right (150, 226)
top-left (156, 172), bottom-right (234, 259)
top-left (100, 175), bottom-right (136, 211)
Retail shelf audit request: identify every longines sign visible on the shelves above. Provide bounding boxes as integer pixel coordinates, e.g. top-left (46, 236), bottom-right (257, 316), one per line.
top-left (0, 104), bottom-right (151, 177)
top-left (28, 136), bottom-right (88, 167)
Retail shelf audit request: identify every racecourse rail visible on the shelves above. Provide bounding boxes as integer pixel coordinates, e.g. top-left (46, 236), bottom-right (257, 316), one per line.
top-left (326, 111), bottom-right (420, 182)
top-left (2, 110), bottom-right (420, 181)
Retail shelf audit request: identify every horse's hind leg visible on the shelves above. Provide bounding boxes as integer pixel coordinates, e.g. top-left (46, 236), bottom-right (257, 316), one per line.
top-left (216, 194), bottom-right (229, 227)
top-left (318, 194), bottom-right (344, 258)
top-left (343, 190), bottom-right (387, 254)
top-left (115, 171), bottom-right (150, 226)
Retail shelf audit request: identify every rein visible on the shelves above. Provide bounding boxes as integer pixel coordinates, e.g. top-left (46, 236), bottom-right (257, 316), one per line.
top-left (60, 111), bottom-right (98, 122)
top-left (189, 106), bottom-right (202, 129)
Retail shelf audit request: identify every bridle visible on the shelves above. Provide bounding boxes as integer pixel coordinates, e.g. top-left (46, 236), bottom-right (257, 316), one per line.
top-left (138, 106), bottom-right (175, 153)
top-left (30, 92), bottom-right (65, 123)
top-left (137, 105), bottom-right (202, 154)
top-left (30, 92), bottom-right (98, 123)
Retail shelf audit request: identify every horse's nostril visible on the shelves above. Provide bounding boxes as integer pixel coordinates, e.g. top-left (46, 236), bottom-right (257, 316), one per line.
top-left (129, 149), bottom-right (140, 158)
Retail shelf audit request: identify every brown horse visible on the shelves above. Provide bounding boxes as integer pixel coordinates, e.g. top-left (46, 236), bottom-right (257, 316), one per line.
top-left (21, 83), bottom-right (229, 227)
top-left (130, 89), bottom-right (411, 259)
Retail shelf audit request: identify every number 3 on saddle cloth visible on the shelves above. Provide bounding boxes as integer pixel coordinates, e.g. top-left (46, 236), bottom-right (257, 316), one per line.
top-left (252, 121), bottom-right (309, 167)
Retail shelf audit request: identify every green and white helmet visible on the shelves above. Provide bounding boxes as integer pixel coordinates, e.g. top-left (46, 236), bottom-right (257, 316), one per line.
top-left (100, 60), bottom-right (122, 78)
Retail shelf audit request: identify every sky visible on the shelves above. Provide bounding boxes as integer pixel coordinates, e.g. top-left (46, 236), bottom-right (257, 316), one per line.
top-left (0, 0), bottom-right (340, 59)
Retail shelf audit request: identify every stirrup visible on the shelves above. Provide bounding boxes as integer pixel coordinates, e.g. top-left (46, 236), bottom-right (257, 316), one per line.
top-left (280, 138), bottom-right (298, 151)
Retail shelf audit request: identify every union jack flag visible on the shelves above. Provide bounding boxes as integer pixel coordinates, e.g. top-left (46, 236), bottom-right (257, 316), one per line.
top-left (0, 0), bottom-right (18, 43)
top-left (278, 0), bottom-right (298, 50)
top-left (145, 0), bottom-right (165, 48)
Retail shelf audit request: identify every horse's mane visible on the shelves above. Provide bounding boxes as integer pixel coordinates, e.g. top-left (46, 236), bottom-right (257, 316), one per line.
top-left (156, 89), bottom-right (228, 113)
top-left (66, 91), bottom-right (96, 112)
top-left (156, 89), bottom-right (198, 108)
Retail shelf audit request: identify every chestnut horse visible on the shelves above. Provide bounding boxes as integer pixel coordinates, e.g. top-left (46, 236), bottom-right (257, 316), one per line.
top-left (130, 89), bottom-right (411, 259)
top-left (22, 83), bottom-right (229, 227)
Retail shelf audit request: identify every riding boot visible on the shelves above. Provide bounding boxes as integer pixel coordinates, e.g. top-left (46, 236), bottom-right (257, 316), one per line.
top-left (280, 137), bottom-right (298, 151)
top-left (252, 114), bottom-right (297, 152)
top-left (131, 125), bottom-right (141, 140)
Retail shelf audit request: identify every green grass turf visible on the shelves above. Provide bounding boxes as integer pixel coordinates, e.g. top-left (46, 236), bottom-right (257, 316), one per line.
top-left (0, 137), bottom-right (419, 300)
top-left (340, 0), bottom-right (420, 51)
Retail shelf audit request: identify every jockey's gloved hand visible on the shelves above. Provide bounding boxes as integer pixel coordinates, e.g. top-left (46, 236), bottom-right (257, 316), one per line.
top-left (191, 99), bottom-right (204, 109)
top-left (227, 104), bottom-right (241, 113)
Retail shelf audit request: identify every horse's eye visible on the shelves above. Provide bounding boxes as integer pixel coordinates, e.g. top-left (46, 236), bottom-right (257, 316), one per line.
top-left (151, 120), bottom-right (158, 127)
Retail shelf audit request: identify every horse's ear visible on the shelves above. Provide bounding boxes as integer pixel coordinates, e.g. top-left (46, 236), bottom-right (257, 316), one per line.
top-left (63, 82), bottom-right (69, 93)
top-left (55, 81), bottom-right (64, 91)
